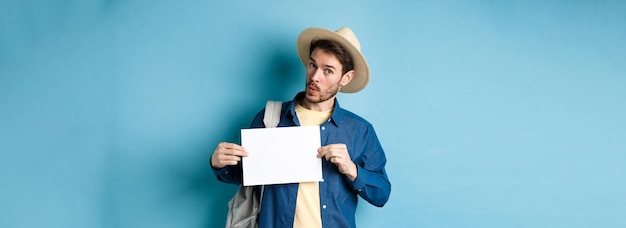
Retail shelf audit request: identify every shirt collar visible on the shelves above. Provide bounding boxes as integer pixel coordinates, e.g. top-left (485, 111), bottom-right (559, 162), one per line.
top-left (288, 92), bottom-right (343, 127)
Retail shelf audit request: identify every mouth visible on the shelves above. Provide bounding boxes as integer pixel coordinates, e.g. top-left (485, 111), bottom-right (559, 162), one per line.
top-left (307, 83), bottom-right (319, 94)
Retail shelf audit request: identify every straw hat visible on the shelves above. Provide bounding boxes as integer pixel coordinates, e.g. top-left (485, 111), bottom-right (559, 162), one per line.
top-left (297, 27), bottom-right (370, 93)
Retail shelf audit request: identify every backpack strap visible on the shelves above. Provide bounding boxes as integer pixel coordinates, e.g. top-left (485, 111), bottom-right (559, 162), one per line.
top-left (257, 100), bottom-right (282, 212)
top-left (263, 100), bottom-right (282, 128)
top-left (226, 100), bottom-right (283, 227)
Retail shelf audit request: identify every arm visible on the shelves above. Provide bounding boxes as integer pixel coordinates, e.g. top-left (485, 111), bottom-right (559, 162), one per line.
top-left (322, 125), bottom-right (391, 207)
top-left (211, 142), bottom-right (247, 184)
top-left (352, 127), bottom-right (391, 207)
top-left (211, 109), bottom-right (267, 184)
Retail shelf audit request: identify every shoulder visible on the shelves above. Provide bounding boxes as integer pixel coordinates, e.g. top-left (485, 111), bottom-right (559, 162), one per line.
top-left (335, 107), bottom-right (374, 129)
top-left (250, 99), bottom-right (295, 128)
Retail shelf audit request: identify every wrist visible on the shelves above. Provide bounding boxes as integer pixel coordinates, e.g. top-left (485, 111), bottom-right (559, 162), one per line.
top-left (210, 157), bottom-right (221, 169)
top-left (346, 163), bottom-right (358, 180)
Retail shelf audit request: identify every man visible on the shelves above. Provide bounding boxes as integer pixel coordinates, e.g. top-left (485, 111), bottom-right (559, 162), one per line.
top-left (211, 27), bottom-right (391, 228)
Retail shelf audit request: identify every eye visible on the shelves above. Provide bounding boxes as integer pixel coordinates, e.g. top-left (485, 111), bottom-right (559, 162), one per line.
top-left (325, 69), bottom-right (333, 74)
top-left (309, 62), bottom-right (317, 68)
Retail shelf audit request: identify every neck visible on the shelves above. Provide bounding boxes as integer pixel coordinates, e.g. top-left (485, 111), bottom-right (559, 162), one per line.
top-left (299, 97), bottom-right (335, 112)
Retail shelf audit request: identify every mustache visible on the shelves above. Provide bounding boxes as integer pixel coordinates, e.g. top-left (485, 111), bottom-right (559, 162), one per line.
top-left (307, 81), bottom-right (320, 90)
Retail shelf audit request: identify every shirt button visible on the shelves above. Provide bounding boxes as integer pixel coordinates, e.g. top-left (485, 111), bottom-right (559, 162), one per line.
top-left (322, 205), bottom-right (327, 209)
top-left (321, 126), bottom-right (326, 131)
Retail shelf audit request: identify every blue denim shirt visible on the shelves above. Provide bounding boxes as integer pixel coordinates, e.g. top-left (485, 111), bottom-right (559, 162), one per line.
top-left (213, 92), bottom-right (391, 228)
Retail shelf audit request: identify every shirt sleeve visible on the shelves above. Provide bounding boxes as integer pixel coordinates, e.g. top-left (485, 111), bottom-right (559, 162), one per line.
top-left (211, 109), bottom-right (266, 184)
top-left (347, 125), bottom-right (391, 207)
top-left (211, 163), bottom-right (242, 185)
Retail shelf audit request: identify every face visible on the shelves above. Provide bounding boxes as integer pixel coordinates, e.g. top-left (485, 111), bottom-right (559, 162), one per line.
top-left (304, 48), bottom-right (354, 106)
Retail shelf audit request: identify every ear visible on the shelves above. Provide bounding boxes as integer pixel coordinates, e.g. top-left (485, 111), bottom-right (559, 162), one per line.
top-left (340, 70), bottom-right (355, 87)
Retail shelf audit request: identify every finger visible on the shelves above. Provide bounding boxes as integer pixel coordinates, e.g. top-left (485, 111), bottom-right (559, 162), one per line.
top-left (326, 143), bottom-right (347, 150)
top-left (319, 146), bottom-right (339, 159)
top-left (212, 154), bottom-right (238, 169)
top-left (219, 142), bottom-right (248, 157)
top-left (219, 154), bottom-right (242, 166)
top-left (221, 153), bottom-right (242, 161)
top-left (319, 148), bottom-right (338, 159)
top-left (325, 152), bottom-right (338, 162)
top-left (219, 160), bottom-right (238, 167)
top-left (317, 146), bottom-right (328, 158)
top-left (229, 148), bottom-right (248, 157)
top-left (220, 142), bottom-right (244, 150)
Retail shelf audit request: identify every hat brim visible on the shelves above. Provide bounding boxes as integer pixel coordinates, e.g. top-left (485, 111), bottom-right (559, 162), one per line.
top-left (297, 28), bottom-right (369, 93)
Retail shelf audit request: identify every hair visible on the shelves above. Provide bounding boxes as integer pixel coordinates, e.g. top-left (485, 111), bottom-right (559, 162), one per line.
top-left (309, 39), bottom-right (354, 75)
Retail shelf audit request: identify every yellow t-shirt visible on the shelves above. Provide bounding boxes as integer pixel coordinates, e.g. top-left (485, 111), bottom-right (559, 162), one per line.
top-left (293, 103), bottom-right (331, 228)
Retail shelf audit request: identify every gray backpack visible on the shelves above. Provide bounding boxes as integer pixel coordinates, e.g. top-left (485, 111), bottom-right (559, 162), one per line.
top-left (225, 101), bottom-right (282, 228)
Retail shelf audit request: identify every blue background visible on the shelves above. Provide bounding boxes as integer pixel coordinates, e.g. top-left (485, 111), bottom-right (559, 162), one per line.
top-left (1, 1), bottom-right (625, 227)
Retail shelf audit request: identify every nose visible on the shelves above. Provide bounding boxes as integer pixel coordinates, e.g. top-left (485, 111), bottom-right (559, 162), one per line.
top-left (310, 68), bottom-right (323, 82)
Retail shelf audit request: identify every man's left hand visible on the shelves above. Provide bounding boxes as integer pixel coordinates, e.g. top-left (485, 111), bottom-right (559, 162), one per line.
top-left (318, 143), bottom-right (357, 180)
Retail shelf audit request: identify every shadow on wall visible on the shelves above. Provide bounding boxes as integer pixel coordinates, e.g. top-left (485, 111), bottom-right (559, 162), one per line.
top-left (95, 28), bottom-right (304, 227)
top-left (97, 34), bottom-right (302, 227)
top-left (201, 38), bottom-right (302, 227)
top-left (152, 34), bottom-right (301, 228)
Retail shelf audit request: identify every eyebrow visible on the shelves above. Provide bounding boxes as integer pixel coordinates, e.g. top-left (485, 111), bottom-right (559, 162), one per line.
top-left (309, 57), bottom-right (337, 70)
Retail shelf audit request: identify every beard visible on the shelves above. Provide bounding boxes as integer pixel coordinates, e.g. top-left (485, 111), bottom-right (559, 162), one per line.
top-left (305, 80), bottom-right (341, 104)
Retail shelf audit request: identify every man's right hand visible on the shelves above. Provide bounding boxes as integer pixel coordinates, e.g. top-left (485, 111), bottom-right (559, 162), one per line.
top-left (211, 142), bottom-right (248, 169)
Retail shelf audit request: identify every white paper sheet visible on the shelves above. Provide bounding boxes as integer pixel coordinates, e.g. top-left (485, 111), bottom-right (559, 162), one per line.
top-left (241, 126), bottom-right (322, 186)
